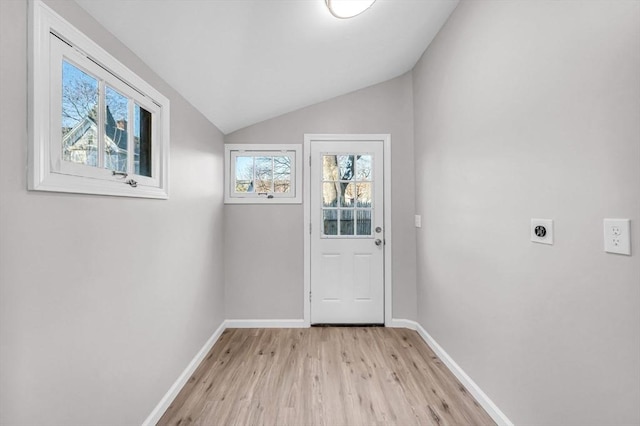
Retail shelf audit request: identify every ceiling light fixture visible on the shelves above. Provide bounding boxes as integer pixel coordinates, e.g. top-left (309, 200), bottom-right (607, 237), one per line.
top-left (325, 0), bottom-right (376, 19)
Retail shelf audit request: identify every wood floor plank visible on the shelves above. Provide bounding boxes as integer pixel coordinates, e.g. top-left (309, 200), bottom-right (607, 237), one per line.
top-left (157, 327), bottom-right (495, 426)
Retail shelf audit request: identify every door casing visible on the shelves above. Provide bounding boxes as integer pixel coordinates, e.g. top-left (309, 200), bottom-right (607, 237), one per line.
top-left (303, 134), bottom-right (392, 326)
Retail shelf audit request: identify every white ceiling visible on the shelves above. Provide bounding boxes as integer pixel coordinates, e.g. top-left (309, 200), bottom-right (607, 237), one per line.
top-left (75, 0), bottom-right (459, 134)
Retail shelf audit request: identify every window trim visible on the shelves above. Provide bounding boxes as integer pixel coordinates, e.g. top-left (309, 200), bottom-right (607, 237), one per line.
top-left (224, 144), bottom-right (302, 204)
top-left (28, 0), bottom-right (170, 199)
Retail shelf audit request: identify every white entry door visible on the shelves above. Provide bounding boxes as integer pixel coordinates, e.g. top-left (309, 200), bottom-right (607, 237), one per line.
top-left (310, 140), bottom-right (384, 324)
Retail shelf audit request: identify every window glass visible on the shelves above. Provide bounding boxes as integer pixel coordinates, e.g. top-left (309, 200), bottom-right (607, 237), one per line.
top-left (322, 182), bottom-right (338, 207)
top-left (232, 154), bottom-right (293, 195)
top-left (225, 145), bottom-right (301, 204)
top-left (356, 209), bottom-right (372, 235)
top-left (323, 209), bottom-right (338, 236)
top-left (322, 155), bottom-right (339, 181)
top-left (134, 104), bottom-right (152, 177)
top-left (340, 209), bottom-right (354, 235)
top-left (61, 62), bottom-right (154, 179)
top-left (356, 155), bottom-right (372, 181)
top-left (337, 155), bottom-right (355, 181)
top-left (356, 183), bottom-right (372, 207)
top-left (62, 60), bottom-right (98, 167)
top-left (273, 156), bottom-right (291, 193)
top-left (321, 153), bottom-right (374, 237)
top-left (235, 156), bottom-right (254, 193)
top-left (255, 156), bottom-right (274, 193)
top-left (104, 86), bottom-right (128, 173)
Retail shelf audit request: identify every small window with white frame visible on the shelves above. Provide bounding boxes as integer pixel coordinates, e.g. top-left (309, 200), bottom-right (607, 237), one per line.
top-left (225, 144), bottom-right (302, 204)
top-left (29, 0), bottom-right (170, 199)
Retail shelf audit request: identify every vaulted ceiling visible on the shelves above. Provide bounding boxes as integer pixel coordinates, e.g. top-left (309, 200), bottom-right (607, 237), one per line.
top-left (75, 0), bottom-right (459, 134)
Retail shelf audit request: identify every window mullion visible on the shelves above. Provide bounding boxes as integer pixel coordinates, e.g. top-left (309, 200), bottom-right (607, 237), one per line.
top-left (252, 156), bottom-right (256, 193)
top-left (97, 79), bottom-right (105, 169)
top-left (271, 156), bottom-right (275, 193)
top-left (127, 98), bottom-right (134, 174)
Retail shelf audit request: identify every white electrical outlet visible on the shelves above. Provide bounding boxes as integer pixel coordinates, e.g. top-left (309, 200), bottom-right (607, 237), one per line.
top-left (415, 215), bottom-right (422, 228)
top-left (531, 219), bottom-right (553, 245)
top-left (604, 219), bottom-right (631, 255)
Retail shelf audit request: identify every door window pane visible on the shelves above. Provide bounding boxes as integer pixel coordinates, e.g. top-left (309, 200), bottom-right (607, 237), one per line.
top-left (61, 61), bottom-right (98, 167)
top-left (340, 210), bottom-right (354, 235)
top-left (322, 155), bottom-right (340, 181)
top-left (356, 183), bottom-right (372, 207)
top-left (341, 183), bottom-right (356, 207)
top-left (323, 209), bottom-right (338, 236)
top-left (356, 155), bottom-right (372, 181)
top-left (104, 86), bottom-right (128, 173)
top-left (323, 182), bottom-right (339, 207)
top-left (356, 210), bottom-right (372, 235)
top-left (337, 155), bottom-right (355, 181)
top-left (134, 104), bottom-right (152, 177)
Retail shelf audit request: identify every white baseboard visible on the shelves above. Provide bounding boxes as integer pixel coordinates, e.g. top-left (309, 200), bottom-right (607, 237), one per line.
top-left (387, 318), bottom-right (418, 329)
top-left (141, 320), bottom-right (227, 426)
top-left (395, 319), bottom-right (513, 426)
top-left (225, 319), bottom-right (307, 328)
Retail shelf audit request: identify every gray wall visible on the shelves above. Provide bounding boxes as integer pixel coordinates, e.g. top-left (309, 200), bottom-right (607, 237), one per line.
top-left (0, 1), bottom-right (226, 425)
top-left (3, 1), bottom-right (638, 424)
top-left (413, 1), bottom-right (640, 424)
top-left (224, 73), bottom-right (417, 321)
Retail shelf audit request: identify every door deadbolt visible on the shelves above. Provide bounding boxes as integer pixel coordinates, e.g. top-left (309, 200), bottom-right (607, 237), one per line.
top-left (375, 227), bottom-right (382, 233)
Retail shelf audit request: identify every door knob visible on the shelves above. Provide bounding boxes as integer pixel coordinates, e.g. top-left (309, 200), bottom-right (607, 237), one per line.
top-left (375, 239), bottom-right (382, 246)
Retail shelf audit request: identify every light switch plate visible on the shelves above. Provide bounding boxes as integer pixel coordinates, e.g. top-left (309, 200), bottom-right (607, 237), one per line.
top-left (415, 215), bottom-right (422, 228)
top-left (604, 218), bottom-right (631, 255)
top-left (531, 219), bottom-right (553, 245)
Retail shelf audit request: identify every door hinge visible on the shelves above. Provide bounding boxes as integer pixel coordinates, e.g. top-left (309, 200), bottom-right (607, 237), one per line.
top-left (309, 291), bottom-right (312, 302)
top-left (309, 223), bottom-right (312, 234)
top-left (309, 156), bottom-right (311, 166)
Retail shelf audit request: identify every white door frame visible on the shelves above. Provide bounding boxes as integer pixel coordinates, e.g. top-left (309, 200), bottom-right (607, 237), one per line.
top-left (303, 134), bottom-right (392, 326)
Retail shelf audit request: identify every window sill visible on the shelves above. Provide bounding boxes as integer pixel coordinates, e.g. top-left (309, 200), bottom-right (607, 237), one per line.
top-left (29, 172), bottom-right (169, 199)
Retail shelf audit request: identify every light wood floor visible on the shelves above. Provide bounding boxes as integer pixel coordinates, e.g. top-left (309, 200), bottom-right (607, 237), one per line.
top-left (158, 327), bottom-right (495, 426)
